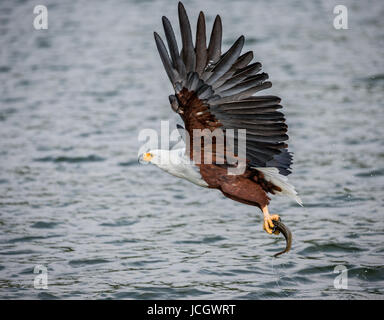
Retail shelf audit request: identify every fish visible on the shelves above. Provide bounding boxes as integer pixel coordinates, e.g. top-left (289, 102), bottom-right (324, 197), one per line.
top-left (272, 219), bottom-right (292, 257)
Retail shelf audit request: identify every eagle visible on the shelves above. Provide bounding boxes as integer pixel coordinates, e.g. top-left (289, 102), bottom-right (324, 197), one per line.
top-left (139, 2), bottom-right (302, 256)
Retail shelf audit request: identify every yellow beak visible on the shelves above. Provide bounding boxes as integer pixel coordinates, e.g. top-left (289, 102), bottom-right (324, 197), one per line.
top-left (142, 152), bottom-right (153, 162)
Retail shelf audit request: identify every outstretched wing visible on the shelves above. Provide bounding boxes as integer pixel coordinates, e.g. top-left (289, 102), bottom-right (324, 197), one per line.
top-left (154, 2), bottom-right (293, 175)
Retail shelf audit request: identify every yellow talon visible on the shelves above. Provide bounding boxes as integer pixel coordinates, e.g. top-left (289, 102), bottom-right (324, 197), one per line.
top-left (262, 207), bottom-right (280, 235)
top-left (260, 205), bottom-right (292, 257)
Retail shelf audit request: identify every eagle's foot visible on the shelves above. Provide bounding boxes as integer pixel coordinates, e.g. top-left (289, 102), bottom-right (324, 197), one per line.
top-left (261, 206), bottom-right (292, 256)
top-left (263, 213), bottom-right (281, 235)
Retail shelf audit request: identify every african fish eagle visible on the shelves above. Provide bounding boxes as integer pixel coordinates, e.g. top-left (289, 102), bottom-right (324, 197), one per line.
top-left (139, 2), bottom-right (302, 256)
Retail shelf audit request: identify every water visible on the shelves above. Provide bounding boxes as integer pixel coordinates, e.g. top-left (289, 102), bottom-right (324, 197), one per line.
top-left (0, 0), bottom-right (383, 299)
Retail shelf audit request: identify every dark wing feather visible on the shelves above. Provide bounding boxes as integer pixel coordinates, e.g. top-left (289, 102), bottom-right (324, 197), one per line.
top-left (207, 15), bottom-right (222, 64)
top-left (162, 16), bottom-right (186, 79)
top-left (212, 51), bottom-right (255, 90)
top-left (208, 81), bottom-right (273, 104)
top-left (205, 36), bottom-right (244, 85)
top-left (154, 2), bottom-right (293, 175)
top-left (154, 32), bottom-right (179, 85)
top-left (178, 2), bottom-right (195, 73)
top-left (195, 12), bottom-right (207, 76)
top-left (215, 62), bottom-right (262, 92)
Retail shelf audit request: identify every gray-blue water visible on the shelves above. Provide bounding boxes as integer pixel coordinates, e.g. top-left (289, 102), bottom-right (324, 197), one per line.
top-left (0, 0), bottom-right (383, 299)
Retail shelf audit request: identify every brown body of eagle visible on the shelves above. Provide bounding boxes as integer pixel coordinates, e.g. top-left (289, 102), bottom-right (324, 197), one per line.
top-left (152, 2), bottom-right (300, 256)
top-left (176, 88), bottom-right (283, 210)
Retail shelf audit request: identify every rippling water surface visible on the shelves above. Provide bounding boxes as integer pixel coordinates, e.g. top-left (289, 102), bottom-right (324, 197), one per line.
top-left (0, 0), bottom-right (383, 299)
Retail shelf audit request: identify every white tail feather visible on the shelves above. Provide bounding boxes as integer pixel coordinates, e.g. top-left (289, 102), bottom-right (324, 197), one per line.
top-left (255, 167), bottom-right (303, 206)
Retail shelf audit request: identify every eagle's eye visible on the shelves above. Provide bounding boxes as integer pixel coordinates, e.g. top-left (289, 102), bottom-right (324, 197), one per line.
top-left (143, 152), bottom-right (153, 162)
